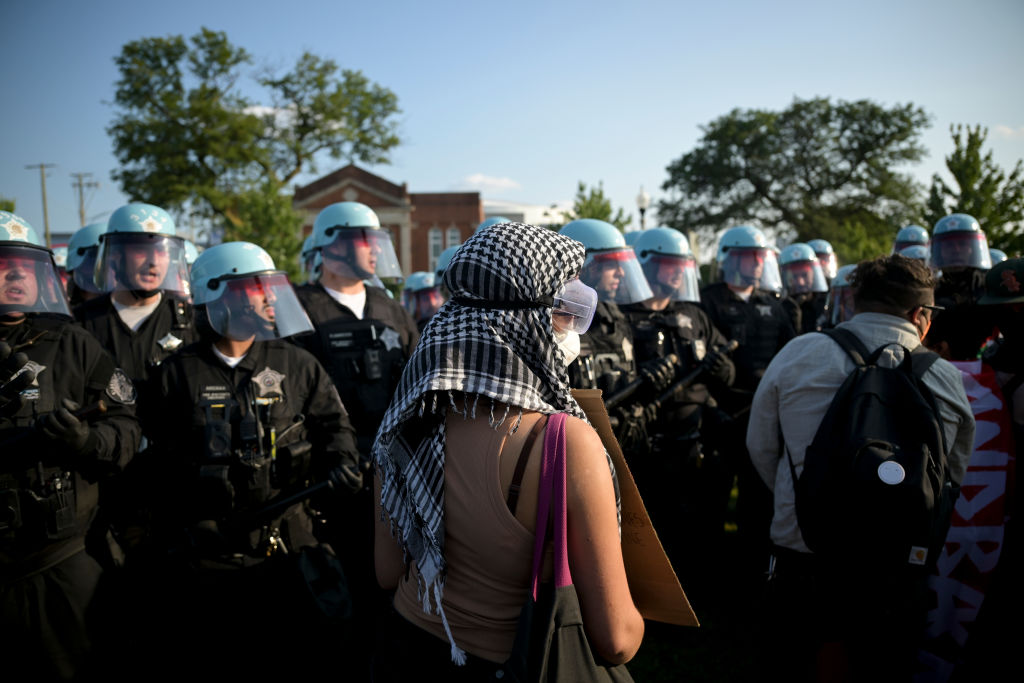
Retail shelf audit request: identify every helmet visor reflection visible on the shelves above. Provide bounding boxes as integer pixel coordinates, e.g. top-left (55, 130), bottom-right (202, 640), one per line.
top-left (205, 272), bottom-right (313, 341)
top-left (583, 249), bottom-right (654, 304)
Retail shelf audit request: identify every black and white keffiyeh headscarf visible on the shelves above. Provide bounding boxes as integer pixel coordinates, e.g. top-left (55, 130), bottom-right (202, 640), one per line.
top-left (372, 222), bottom-right (618, 664)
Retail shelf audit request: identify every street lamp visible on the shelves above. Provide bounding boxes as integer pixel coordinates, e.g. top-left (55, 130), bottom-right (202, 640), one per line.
top-left (636, 186), bottom-right (651, 230)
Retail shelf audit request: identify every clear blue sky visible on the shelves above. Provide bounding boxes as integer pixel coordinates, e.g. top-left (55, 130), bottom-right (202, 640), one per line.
top-left (4, 0), bottom-right (1023, 242)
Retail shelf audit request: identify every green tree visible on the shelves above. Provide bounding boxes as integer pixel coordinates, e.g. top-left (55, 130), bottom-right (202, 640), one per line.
top-left (0, 197), bottom-right (14, 213)
top-left (658, 97), bottom-right (930, 264)
top-left (925, 125), bottom-right (1024, 256)
top-left (561, 181), bottom-right (631, 230)
top-left (107, 27), bottom-right (401, 270)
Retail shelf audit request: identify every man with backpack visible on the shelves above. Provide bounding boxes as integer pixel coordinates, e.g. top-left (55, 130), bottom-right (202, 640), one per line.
top-left (745, 254), bottom-right (975, 682)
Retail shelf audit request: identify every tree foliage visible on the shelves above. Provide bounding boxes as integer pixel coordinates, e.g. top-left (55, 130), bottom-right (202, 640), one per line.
top-left (561, 181), bottom-right (631, 230)
top-left (925, 125), bottom-right (1024, 256)
top-left (0, 198), bottom-right (14, 213)
top-left (107, 27), bottom-right (401, 270)
top-left (658, 97), bottom-right (930, 264)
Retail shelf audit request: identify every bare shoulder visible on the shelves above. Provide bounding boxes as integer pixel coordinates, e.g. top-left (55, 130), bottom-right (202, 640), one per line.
top-left (562, 415), bottom-right (612, 477)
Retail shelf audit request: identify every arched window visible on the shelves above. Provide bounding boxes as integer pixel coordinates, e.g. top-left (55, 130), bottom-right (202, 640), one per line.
top-left (446, 225), bottom-right (461, 248)
top-left (428, 227), bottom-right (443, 272)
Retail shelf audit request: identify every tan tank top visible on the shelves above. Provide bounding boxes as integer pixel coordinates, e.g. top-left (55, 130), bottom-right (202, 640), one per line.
top-left (393, 409), bottom-right (551, 663)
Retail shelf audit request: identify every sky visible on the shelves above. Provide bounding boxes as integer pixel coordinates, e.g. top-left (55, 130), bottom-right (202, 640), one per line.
top-left (4, 0), bottom-right (1024, 246)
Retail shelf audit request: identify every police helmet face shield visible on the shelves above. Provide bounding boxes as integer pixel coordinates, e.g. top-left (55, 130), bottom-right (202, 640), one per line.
top-left (643, 253), bottom-right (701, 303)
top-left (402, 286), bottom-right (445, 322)
top-left (0, 244), bottom-right (73, 319)
top-left (721, 246), bottom-right (783, 293)
top-left (930, 230), bottom-right (992, 270)
top-left (551, 278), bottom-right (597, 334)
top-left (94, 232), bottom-right (191, 298)
top-left (71, 247), bottom-right (102, 293)
top-left (320, 227), bottom-right (403, 281)
top-left (581, 248), bottom-right (653, 304)
top-left (205, 272), bottom-right (313, 341)
top-left (781, 259), bottom-right (829, 295)
top-left (828, 283), bottom-right (856, 326)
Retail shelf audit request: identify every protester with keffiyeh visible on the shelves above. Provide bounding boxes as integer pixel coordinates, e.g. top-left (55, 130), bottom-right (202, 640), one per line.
top-left (371, 222), bottom-right (643, 678)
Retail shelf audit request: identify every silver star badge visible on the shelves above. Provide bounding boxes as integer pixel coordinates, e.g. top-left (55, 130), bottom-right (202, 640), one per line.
top-left (158, 333), bottom-right (183, 352)
top-left (252, 366), bottom-right (286, 398)
top-left (380, 327), bottom-right (401, 352)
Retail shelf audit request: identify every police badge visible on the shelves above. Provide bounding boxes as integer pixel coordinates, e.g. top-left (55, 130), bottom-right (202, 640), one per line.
top-left (252, 366), bottom-right (286, 398)
top-left (158, 333), bottom-right (184, 352)
top-left (379, 326), bottom-right (401, 352)
top-left (106, 368), bottom-right (137, 405)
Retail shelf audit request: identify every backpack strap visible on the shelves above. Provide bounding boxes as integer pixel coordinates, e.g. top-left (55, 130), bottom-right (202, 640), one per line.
top-left (506, 414), bottom-right (549, 515)
top-left (819, 327), bottom-right (872, 366)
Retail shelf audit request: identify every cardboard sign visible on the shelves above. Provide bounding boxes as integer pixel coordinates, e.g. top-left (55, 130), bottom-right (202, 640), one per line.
top-left (572, 389), bottom-right (700, 627)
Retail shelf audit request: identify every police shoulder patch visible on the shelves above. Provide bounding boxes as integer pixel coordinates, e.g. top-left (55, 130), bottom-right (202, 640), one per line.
top-left (106, 368), bottom-right (137, 405)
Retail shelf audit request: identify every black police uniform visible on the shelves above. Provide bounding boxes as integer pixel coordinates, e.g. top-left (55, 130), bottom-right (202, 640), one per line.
top-left (700, 280), bottom-right (795, 589)
top-left (292, 282), bottom-right (419, 678)
top-left (0, 317), bottom-right (140, 680)
top-left (74, 294), bottom-right (197, 405)
top-left (621, 300), bottom-right (736, 581)
top-left (293, 284), bottom-right (419, 455)
top-left (132, 338), bottom-right (360, 677)
top-left (782, 291), bottom-right (828, 335)
top-left (566, 301), bottom-right (644, 448)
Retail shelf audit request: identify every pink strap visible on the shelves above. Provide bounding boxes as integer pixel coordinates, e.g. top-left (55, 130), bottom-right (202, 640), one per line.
top-left (530, 412), bottom-right (571, 600)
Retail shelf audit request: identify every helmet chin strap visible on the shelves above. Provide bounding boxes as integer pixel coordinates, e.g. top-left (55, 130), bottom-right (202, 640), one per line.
top-left (325, 250), bottom-right (373, 280)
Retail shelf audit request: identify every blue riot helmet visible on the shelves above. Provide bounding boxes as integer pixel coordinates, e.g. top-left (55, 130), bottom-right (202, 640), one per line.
top-left (989, 248), bottom-right (1008, 265)
top-left (559, 219), bottom-right (653, 304)
top-left (623, 230), bottom-right (642, 247)
top-left (897, 244), bottom-right (931, 267)
top-left (67, 221), bottom-right (106, 293)
top-left (0, 211), bottom-right (73, 319)
top-left (931, 213), bottom-right (991, 271)
top-left (435, 244), bottom-right (461, 280)
top-left (183, 239), bottom-right (199, 268)
top-left (300, 235), bottom-right (320, 283)
top-left (826, 263), bottom-right (857, 327)
top-left (779, 243), bottom-right (829, 296)
top-left (401, 271), bottom-right (445, 324)
top-left (476, 216), bottom-right (512, 233)
top-left (716, 225), bottom-right (783, 293)
top-left (94, 202), bottom-right (190, 298)
top-left (806, 238), bottom-right (838, 280)
top-left (191, 242), bottom-right (313, 342)
top-left (312, 202), bottom-right (403, 281)
top-left (892, 224), bottom-right (930, 254)
top-left (633, 226), bottom-right (700, 303)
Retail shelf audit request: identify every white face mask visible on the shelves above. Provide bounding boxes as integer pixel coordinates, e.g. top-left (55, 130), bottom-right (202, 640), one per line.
top-left (554, 328), bottom-right (581, 366)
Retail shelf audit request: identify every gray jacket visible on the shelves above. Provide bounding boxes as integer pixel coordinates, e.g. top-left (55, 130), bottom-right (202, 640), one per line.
top-left (746, 312), bottom-right (975, 553)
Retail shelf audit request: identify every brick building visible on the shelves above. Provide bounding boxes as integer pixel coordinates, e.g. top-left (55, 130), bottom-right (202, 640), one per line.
top-left (292, 164), bottom-right (483, 275)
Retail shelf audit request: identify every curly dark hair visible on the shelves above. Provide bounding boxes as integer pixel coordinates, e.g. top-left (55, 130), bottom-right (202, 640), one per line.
top-left (850, 254), bottom-right (936, 314)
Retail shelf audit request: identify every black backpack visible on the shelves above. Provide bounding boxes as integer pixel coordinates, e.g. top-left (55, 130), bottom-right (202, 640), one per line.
top-left (787, 327), bottom-right (959, 572)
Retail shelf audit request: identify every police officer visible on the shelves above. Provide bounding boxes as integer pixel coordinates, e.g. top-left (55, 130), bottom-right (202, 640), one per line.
top-left (779, 242), bottom-right (830, 335)
top-left (893, 224), bottom-right (930, 254)
top-left (700, 225), bottom-right (795, 588)
top-left (620, 226), bottom-right (736, 577)
top-left (0, 212), bottom-right (140, 680)
top-left (806, 238), bottom-right (838, 285)
top-left (821, 263), bottom-right (857, 329)
top-left (401, 271), bottom-right (445, 332)
top-left (126, 242), bottom-right (360, 676)
top-left (558, 219), bottom-right (666, 456)
top-left (74, 202), bottom-right (198, 413)
top-left (65, 222), bottom-right (106, 306)
top-left (927, 214), bottom-right (995, 362)
top-left (292, 201), bottom-right (418, 677)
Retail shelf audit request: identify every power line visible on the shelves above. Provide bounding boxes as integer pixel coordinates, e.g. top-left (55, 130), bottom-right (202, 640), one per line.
top-left (25, 163), bottom-right (57, 247)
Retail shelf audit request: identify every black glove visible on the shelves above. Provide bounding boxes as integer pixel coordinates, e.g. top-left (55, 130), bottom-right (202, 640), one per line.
top-left (639, 356), bottom-right (677, 394)
top-left (328, 460), bottom-right (364, 494)
top-left (38, 398), bottom-right (96, 455)
top-left (706, 351), bottom-right (735, 385)
top-left (0, 341), bottom-right (36, 416)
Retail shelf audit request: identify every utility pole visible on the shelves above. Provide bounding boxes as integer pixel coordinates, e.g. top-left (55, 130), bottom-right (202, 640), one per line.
top-left (25, 163), bottom-right (57, 247)
top-left (70, 172), bottom-right (101, 227)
